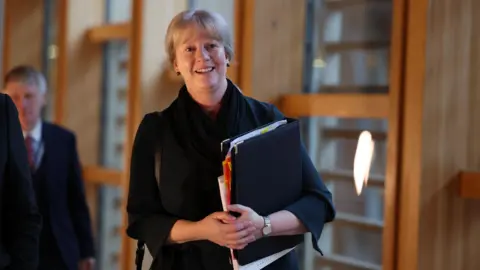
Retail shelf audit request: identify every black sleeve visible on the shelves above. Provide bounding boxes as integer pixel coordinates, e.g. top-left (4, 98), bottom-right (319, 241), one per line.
top-left (67, 133), bottom-right (95, 258)
top-left (284, 144), bottom-right (336, 253)
top-left (126, 113), bottom-right (179, 258)
top-left (271, 105), bottom-right (336, 253)
top-left (4, 95), bottom-right (42, 269)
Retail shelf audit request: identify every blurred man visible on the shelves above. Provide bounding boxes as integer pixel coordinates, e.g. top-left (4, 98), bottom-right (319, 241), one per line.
top-left (3, 65), bottom-right (95, 270)
top-left (0, 92), bottom-right (42, 269)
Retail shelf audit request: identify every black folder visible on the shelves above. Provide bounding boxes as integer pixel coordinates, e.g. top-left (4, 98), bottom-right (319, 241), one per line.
top-left (221, 118), bottom-right (304, 266)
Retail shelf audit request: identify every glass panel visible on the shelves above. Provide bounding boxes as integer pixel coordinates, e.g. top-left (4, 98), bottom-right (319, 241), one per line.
top-left (42, 0), bottom-right (59, 121)
top-left (106, 0), bottom-right (131, 23)
top-left (322, 3), bottom-right (392, 43)
top-left (321, 49), bottom-right (390, 87)
top-left (190, 0), bottom-right (235, 37)
top-left (101, 41), bottom-right (128, 170)
top-left (98, 1), bottom-right (131, 269)
top-left (299, 117), bottom-right (387, 270)
top-left (97, 40), bottom-right (129, 270)
top-left (300, 1), bottom-right (393, 268)
top-left (307, 0), bottom-right (393, 94)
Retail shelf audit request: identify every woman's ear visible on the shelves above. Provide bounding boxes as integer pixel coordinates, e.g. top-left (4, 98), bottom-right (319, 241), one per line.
top-left (173, 60), bottom-right (180, 75)
top-left (225, 53), bottom-right (231, 67)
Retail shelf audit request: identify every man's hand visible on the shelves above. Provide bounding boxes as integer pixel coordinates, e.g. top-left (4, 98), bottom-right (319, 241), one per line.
top-left (79, 257), bottom-right (95, 270)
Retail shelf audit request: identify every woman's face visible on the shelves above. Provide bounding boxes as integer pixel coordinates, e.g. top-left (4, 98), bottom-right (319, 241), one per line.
top-left (174, 26), bottom-right (229, 92)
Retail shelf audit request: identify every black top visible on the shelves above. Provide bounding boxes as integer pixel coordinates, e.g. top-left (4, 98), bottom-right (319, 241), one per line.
top-left (0, 93), bottom-right (42, 270)
top-left (126, 80), bottom-right (335, 270)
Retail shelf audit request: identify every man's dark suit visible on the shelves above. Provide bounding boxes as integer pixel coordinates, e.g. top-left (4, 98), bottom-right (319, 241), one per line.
top-left (33, 121), bottom-right (95, 270)
top-left (0, 93), bottom-right (42, 269)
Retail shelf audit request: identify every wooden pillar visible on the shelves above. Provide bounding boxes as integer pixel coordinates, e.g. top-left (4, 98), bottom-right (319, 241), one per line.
top-left (244, 0), bottom-right (305, 102)
top-left (61, 0), bottom-right (105, 165)
top-left (399, 0), bottom-right (480, 269)
top-left (2, 0), bottom-right (44, 73)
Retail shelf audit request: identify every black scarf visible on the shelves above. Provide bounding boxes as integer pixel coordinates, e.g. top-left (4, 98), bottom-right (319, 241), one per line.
top-left (171, 79), bottom-right (249, 189)
top-left (164, 80), bottom-right (256, 270)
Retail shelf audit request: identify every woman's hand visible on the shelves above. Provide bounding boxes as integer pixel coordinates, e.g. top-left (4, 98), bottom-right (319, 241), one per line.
top-left (197, 211), bottom-right (257, 250)
top-left (227, 204), bottom-right (265, 240)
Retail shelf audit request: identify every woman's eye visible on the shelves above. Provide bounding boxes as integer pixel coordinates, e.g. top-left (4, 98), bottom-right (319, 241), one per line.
top-left (185, 47), bottom-right (193, 52)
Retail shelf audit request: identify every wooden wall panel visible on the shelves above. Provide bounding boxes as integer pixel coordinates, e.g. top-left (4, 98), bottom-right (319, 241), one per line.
top-left (419, 0), bottom-right (480, 269)
top-left (63, 0), bottom-right (104, 165)
top-left (3, 0), bottom-right (44, 71)
top-left (401, 0), bottom-right (480, 269)
top-left (138, 0), bottom-right (186, 115)
top-left (248, 0), bottom-right (305, 102)
top-left (463, 18), bottom-right (480, 262)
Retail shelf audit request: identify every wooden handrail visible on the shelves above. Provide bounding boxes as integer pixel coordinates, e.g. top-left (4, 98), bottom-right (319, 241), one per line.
top-left (87, 22), bottom-right (130, 43)
top-left (83, 166), bottom-right (122, 186)
top-left (320, 169), bottom-right (384, 187)
top-left (335, 212), bottom-right (384, 230)
top-left (319, 85), bottom-right (389, 93)
top-left (317, 253), bottom-right (382, 270)
top-left (279, 93), bottom-right (389, 119)
top-left (325, 0), bottom-right (390, 9)
top-left (322, 128), bottom-right (387, 140)
top-left (324, 41), bottom-right (391, 51)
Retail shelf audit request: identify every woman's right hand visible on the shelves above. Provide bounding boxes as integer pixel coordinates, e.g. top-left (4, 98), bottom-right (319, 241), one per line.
top-left (197, 211), bottom-right (257, 250)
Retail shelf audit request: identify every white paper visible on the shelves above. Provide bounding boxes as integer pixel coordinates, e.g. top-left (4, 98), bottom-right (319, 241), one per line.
top-left (237, 247), bottom-right (295, 270)
top-left (217, 175), bottom-right (228, 211)
top-left (227, 119), bottom-right (287, 154)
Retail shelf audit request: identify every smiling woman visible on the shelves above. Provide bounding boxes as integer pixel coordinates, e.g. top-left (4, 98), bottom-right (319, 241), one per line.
top-left (125, 9), bottom-right (335, 270)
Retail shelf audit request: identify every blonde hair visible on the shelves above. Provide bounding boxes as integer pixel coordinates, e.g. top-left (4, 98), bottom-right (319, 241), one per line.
top-left (165, 9), bottom-right (234, 66)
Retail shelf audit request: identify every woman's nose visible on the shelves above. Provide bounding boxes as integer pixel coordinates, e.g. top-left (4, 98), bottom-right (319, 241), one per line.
top-left (196, 47), bottom-right (210, 61)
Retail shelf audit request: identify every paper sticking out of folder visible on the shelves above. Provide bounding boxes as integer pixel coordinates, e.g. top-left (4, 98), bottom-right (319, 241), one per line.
top-left (353, 131), bottom-right (375, 196)
top-left (227, 120), bottom-right (287, 154)
top-left (217, 175), bottom-right (238, 269)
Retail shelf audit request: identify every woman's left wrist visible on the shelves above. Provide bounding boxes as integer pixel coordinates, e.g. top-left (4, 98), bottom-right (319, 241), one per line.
top-left (253, 215), bottom-right (265, 239)
top-left (254, 215), bottom-right (265, 230)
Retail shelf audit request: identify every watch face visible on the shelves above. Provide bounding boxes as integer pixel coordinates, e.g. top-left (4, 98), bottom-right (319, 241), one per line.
top-left (263, 226), bottom-right (272, 235)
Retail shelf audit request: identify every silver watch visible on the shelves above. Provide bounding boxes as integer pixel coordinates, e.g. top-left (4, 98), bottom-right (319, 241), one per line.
top-left (262, 216), bottom-right (272, 237)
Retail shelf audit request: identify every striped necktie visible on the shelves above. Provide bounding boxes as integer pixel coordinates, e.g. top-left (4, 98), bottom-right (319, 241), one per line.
top-left (24, 136), bottom-right (35, 171)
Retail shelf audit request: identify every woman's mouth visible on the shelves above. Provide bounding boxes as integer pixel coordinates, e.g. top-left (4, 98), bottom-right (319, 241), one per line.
top-left (195, 67), bottom-right (214, 74)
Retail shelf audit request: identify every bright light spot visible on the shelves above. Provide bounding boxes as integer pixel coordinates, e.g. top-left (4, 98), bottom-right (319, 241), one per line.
top-left (353, 131), bottom-right (375, 195)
